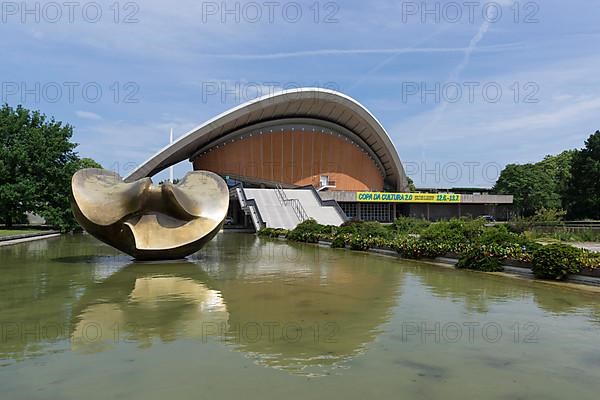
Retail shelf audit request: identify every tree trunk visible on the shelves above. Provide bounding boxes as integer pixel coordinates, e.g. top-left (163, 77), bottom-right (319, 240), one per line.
top-left (5, 214), bottom-right (12, 229)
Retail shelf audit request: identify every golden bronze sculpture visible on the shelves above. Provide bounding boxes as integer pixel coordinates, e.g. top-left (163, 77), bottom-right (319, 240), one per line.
top-left (70, 169), bottom-right (229, 260)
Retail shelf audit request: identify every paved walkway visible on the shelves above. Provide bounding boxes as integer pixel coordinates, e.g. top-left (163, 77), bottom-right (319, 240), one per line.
top-left (0, 231), bottom-right (61, 246)
top-left (570, 242), bottom-right (600, 253)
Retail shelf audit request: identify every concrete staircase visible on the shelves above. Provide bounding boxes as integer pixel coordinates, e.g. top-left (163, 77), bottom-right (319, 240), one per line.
top-left (242, 188), bottom-right (346, 230)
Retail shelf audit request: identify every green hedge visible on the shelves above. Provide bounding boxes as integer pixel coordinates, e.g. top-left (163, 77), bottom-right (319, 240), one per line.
top-left (330, 235), bottom-right (346, 248)
top-left (285, 219), bottom-right (322, 243)
top-left (257, 228), bottom-right (288, 238)
top-left (456, 247), bottom-right (503, 272)
top-left (531, 244), bottom-right (582, 280)
top-left (393, 237), bottom-right (447, 259)
top-left (277, 218), bottom-right (598, 274)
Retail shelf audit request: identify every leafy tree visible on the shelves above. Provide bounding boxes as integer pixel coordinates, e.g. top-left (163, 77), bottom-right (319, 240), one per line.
top-left (40, 157), bottom-right (102, 231)
top-left (494, 131), bottom-right (599, 219)
top-left (493, 163), bottom-right (560, 216)
top-left (78, 157), bottom-right (102, 170)
top-left (0, 104), bottom-right (101, 230)
top-left (406, 176), bottom-right (417, 192)
top-left (530, 207), bottom-right (567, 222)
top-left (565, 130), bottom-right (600, 219)
top-left (538, 150), bottom-right (575, 209)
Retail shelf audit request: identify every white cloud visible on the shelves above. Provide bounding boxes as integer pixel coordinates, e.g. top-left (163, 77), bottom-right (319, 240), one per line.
top-left (75, 110), bottom-right (103, 120)
top-left (205, 44), bottom-right (519, 60)
top-left (490, 97), bottom-right (600, 132)
top-left (389, 54), bottom-right (600, 183)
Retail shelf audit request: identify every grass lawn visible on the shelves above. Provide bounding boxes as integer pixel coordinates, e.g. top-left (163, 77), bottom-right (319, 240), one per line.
top-left (0, 229), bottom-right (45, 237)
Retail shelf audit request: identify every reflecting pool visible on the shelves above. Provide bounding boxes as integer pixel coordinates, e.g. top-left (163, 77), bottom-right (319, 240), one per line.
top-left (1, 234), bottom-right (600, 399)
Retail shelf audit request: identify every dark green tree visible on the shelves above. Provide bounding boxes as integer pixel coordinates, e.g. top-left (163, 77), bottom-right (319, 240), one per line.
top-left (538, 150), bottom-right (575, 208)
top-left (493, 163), bottom-right (561, 216)
top-left (565, 131), bottom-right (600, 219)
top-left (406, 176), bottom-right (417, 192)
top-left (40, 157), bottom-right (102, 231)
top-left (0, 104), bottom-right (101, 230)
top-left (78, 157), bottom-right (102, 170)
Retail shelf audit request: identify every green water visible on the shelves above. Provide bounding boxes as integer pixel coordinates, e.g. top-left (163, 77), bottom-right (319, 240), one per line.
top-left (1, 233), bottom-right (600, 399)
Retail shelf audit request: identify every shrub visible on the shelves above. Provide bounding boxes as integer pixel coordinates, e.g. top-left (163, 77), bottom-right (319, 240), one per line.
top-left (477, 224), bottom-right (522, 246)
top-left (523, 228), bottom-right (600, 243)
top-left (355, 221), bottom-right (393, 239)
top-left (531, 244), bottom-right (582, 280)
top-left (394, 237), bottom-right (446, 259)
top-left (287, 219), bottom-right (322, 243)
top-left (579, 251), bottom-right (600, 270)
top-left (366, 236), bottom-right (394, 249)
top-left (257, 228), bottom-right (271, 237)
top-left (391, 217), bottom-right (430, 234)
top-left (456, 248), bottom-right (503, 272)
top-left (346, 233), bottom-right (392, 251)
top-left (507, 217), bottom-right (531, 234)
top-left (531, 208), bottom-right (566, 223)
top-left (331, 235), bottom-right (346, 248)
top-left (457, 218), bottom-right (488, 240)
top-left (339, 220), bottom-right (362, 231)
top-left (349, 235), bottom-right (371, 251)
top-left (476, 243), bottom-right (529, 262)
top-left (257, 228), bottom-right (288, 238)
top-left (275, 228), bottom-right (289, 237)
top-left (474, 225), bottom-right (541, 262)
top-left (420, 218), bottom-right (486, 246)
top-left (571, 229), bottom-right (600, 242)
top-left (318, 224), bottom-right (339, 238)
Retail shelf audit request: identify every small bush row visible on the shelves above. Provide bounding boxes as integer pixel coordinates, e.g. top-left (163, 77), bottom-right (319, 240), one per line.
top-left (260, 218), bottom-right (599, 281)
top-left (257, 228), bottom-right (288, 238)
top-left (531, 244), bottom-right (582, 280)
top-left (456, 248), bottom-right (503, 272)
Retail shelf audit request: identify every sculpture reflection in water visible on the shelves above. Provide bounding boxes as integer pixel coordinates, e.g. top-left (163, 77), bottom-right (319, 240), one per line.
top-left (70, 263), bottom-right (229, 353)
top-left (70, 169), bottom-right (229, 260)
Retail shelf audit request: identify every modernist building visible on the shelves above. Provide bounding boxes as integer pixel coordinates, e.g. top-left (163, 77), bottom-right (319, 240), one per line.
top-left (126, 88), bottom-right (512, 229)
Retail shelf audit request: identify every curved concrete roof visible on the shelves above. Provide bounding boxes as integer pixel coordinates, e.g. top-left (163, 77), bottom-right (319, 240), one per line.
top-left (124, 88), bottom-right (408, 190)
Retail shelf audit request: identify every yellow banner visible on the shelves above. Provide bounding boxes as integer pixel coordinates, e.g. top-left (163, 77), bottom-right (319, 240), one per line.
top-left (356, 192), bottom-right (461, 203)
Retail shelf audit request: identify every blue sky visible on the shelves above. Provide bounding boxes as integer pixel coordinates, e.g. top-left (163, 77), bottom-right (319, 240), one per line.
top-left (2, 0), bottom-right (599, 187)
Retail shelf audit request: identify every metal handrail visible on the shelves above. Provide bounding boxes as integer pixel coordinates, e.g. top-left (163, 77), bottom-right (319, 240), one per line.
top-left (235, 185), bottom-right (266, 231)
top-left (298, 184), bottom-right (348, 223)
top-left (274, 184), bottom-right (286, 205)
top-left (289, 198), bottom-right (309, 222)
top-left (275, 185), bottom-right (309, 223)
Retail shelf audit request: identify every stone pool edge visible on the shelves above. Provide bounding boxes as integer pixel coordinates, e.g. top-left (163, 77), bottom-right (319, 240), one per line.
top-left (265, 235), bottom-right (600, 292)
top-left (0, 231), bottom-right (61, 246)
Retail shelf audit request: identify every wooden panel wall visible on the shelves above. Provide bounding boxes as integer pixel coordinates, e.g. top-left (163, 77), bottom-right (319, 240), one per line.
top-left (193, 130), bottom-right (384, 191)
